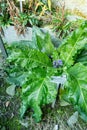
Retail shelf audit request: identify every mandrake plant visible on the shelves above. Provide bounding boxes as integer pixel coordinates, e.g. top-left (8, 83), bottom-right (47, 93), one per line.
top-left (6, 21), bottom-right (87, 122)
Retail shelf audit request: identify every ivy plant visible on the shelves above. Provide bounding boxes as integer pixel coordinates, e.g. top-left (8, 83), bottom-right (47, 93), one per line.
top-left (6, 21), bottom-right (87, 122)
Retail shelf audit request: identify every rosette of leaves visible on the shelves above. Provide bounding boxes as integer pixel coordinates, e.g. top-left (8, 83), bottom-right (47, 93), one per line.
top-left (6, 21), bottom-right (87, 122)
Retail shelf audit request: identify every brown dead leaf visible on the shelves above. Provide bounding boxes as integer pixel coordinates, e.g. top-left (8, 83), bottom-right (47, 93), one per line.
top-left (6, 101), bottom-right (10, 107)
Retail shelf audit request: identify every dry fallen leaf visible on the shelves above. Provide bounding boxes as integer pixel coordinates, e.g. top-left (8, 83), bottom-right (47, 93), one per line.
top-left (6, 101), bottom-right (10, 107)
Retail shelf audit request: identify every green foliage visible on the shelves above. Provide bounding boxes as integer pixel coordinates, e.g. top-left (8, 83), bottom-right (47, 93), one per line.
top-left (63, 63), bottom-right (87, 121)
top-left (36, 32), bottom-right (54, 55)
top-left (56, 22), bottom-right (87, 68)
top-left (0, 0), bottom-right (51, 29)
top-left (52, 6), bottom-right (71, 39)
top-left (20, 67), bottom-right (57, 122)
top-left (15, 13), bottom-right (39, 27)
top-left (0, 15), bottom-right (12, 27)
top-left (7, 46), bottom-right (57, 122)
top-left (52, 6), bottom-right (84, 40)
top-left (52, 21), bottom-right (87, 121)
top-left (6, 30), bottom-right (59, 122)
top-left (6, 21), bottom-right (87, 122)
top-left (0, 1), bottom-right (12, 27)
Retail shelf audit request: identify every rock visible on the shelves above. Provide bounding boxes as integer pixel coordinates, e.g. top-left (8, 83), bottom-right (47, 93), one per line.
top-left (1, 26), bottom-right (32, 44)
top-left (6, 84), bottom-right (16, 96)
top-left (53, 125), bottom-right (59, 130)
top-left (1, 26), bottom-right (61, 47)
top-left (67, 111), bottom-right (78, 128)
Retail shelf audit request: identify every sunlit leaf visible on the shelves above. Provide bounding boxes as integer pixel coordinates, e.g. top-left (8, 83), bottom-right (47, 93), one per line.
top-left (63, 63), bottom-right (87, 121)
top-left (58, 21), bottom-right (87, 67)
top-left (20, 67), bottom-right (57, 122)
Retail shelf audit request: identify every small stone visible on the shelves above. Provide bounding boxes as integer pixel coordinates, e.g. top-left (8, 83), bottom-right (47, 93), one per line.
top-left (6, 84), bottom-right (16, 96)
top-left (67, 111), bottom-right (78, 128)
top-left (53, 125), bottom-right (59, 130)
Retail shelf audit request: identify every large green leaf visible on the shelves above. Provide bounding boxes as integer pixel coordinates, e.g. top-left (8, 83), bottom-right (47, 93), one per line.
top-left (7, 47), bottom-right (52, 68)
top-left (7, 44), bottom-right (58, 122)
top-left (58, 21), bottom-right (87, 67)
top-left (29, 26), bottom-right (45, 49)
top-left (7, 44), bottom-right (57, 122)
top-left (63, 63), bottom-right (87, 121)
top-left (36, 33), bottom-right (54, 55)
top-left (20, 67), bottom-right (57, 122)
top-left (6, 46), bottom-right (52, 87)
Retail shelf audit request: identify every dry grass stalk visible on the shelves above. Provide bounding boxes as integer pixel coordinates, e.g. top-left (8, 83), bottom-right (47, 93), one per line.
top-left (7, 0), bottom-right (26, 34)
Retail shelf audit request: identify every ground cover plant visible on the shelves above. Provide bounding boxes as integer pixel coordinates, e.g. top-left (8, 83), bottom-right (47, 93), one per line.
top-left (5, 21), bottom-right (87, 123)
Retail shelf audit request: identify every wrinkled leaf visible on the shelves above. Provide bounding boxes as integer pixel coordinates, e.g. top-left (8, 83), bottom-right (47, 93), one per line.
top-left (6, 37), bottom-right (58, 122)
top-left (58, 21), bottom-right (87, 67)
top-left (20, 67), bottom-right (57, 122)
top-left (7, 47), bottom-right (52, 87)
top-left (63, 63), bottom-right (87, 121)
top-left (7, 48), bottom-right (52, 69)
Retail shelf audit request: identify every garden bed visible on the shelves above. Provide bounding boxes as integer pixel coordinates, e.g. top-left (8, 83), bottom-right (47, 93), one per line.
top-left (0, 57), bottom-right (87, 130)
top-left (1, 1), bottom-right (87, 129)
